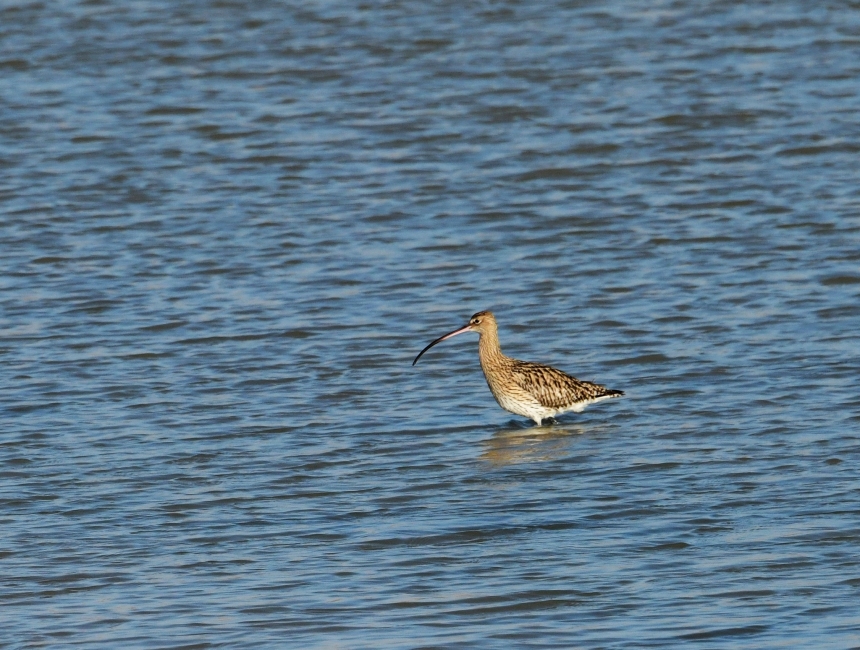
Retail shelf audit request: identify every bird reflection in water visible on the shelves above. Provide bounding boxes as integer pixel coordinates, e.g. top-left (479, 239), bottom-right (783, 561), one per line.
top-left (480, 422), bottom-right (587, 467)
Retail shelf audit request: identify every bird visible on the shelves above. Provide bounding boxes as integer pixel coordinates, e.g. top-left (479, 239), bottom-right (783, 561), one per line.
top-left (412, 310), bottom-right (623, 425)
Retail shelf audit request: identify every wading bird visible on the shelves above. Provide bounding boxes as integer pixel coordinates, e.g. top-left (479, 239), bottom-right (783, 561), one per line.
top-left (413, 311), bottom-right (623, 425)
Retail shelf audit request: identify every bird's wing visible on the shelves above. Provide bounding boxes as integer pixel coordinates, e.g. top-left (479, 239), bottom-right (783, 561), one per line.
top-left (510, 361), bottom-right (612, 409)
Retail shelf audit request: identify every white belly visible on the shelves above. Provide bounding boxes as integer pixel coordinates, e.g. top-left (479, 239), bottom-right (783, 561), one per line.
top-left (493, 391), bottom-right (614, 424)
top-left (493, 391), bottom-right (556, 424)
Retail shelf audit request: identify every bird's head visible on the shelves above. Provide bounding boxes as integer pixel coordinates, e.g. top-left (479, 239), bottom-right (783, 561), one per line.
top-left (412, 310), bottom-right (496, 366)
top-left (465, 310), bottom-right (496, 335)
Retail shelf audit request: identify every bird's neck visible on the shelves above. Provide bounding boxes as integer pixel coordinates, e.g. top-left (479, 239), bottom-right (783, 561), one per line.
top-left (478, 328), bottom-right (506, 368)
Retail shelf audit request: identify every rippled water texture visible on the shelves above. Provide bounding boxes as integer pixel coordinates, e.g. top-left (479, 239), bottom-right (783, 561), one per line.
top-left (2, 1), bottom-right (860, 648)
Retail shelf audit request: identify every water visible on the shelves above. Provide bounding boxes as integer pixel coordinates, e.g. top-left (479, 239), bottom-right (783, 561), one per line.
top-left (2, 1), bottom-right (860, 647)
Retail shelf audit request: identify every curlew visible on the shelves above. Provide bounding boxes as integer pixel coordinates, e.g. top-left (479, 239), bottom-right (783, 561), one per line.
top-left (413, 311), bottom-right (623, 425)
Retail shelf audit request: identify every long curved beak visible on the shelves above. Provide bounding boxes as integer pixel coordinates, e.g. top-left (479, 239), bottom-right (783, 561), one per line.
top-left (412, 324), bottom-right (474, 366)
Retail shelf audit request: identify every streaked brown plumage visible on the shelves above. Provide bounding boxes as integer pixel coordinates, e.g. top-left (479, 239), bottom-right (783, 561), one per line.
top-left (413, 311), bottom-right (623, 425)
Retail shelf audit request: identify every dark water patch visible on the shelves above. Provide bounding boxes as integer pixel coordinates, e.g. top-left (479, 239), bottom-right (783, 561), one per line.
top-left (6, 402), bottom-right (64, 415)
top-left (641, 541), bottom-right (690, 552)
top-left (0, 58), bottom-right (29, 70)
top-left (820, 274), bottom-right (860, 286)
top-left (145, 105), bottom-right (205, 116)
top-left (777, 143), bottom-right (860, 157)
top-left (30, 256), bottom-right (70, 264)
top-left (446, 592), bottom-right (589, 616)
top-left (816, 305), bottom-right (860, 319)
top-left (678, 624), bottom-right (770, 641)
top-left (607, 353), bottom-right (672, 365)
top-left (139, 321), bottom-right (188, 332)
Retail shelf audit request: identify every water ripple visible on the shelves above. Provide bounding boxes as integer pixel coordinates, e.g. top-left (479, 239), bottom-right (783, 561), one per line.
top-left (2, 1), bottom-right (860, 648)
